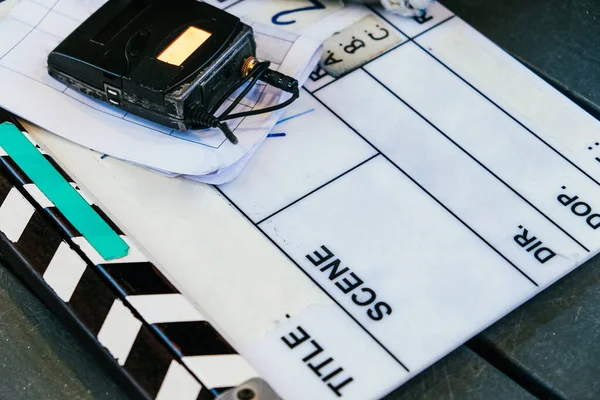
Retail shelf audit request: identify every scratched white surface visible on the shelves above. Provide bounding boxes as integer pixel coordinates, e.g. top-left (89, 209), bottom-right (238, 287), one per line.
top-left (19, 1), bottom-right (600, 400)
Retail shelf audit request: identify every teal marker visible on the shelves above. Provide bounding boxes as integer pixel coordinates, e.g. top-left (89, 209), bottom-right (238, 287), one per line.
top-left (0, 122), bottom-right (128, 260)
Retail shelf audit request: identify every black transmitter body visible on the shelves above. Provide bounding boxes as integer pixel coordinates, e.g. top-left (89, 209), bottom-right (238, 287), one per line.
top-left (48, 0), bottom-right (256, 131)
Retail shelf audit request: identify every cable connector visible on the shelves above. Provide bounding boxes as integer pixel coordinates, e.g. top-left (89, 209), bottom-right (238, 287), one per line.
top-left (261, 69), bottom-right (298, 94)
top-left (187, 56), bottom-right (299, 144)
top-left (243, 56), bottom-right (298, 93)
top-left (187, 103), bottom-right (238, 144)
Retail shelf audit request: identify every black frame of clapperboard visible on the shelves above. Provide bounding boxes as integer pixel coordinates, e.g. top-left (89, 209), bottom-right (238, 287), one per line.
top-left (0, 109), bottom-right (249, 400)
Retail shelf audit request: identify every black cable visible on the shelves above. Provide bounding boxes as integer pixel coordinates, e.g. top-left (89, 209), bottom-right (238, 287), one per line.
top-left (187, 61), bottom-right (269, 144)
top-left (210, 61), bottom-right (270, 116)
top-left (219, 87), bottom-right (298, 121)
top-left (220, 67), bottom-right (299, 121)
top-left (218, 61), bottom-right (270, 119)
top-left (186, 59), bottom-right (300, 144)
top-left (186, 103), bottom-right (239, 144)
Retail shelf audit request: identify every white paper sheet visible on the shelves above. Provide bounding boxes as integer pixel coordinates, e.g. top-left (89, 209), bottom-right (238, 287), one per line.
top-left (0, 0), bottom-right (321, 181)
top-left (15, 1), bottom-right (600, 400)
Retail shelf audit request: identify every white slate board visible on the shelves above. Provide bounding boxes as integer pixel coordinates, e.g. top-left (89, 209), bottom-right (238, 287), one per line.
top-left (19, 1), bottom-right (600, 399)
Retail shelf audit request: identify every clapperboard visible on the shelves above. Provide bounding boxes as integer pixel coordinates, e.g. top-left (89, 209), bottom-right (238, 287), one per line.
top-left (0, 113), bottom-right (266, 399)
top-left (2, 1), bottom-right (600, 399)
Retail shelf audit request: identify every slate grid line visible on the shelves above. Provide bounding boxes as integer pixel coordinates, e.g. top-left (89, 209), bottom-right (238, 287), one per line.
top-left (213, 1), bottom-right (551, 374)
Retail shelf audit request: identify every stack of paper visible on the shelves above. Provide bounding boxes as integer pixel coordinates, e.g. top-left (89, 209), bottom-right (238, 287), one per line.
top-left (0, 0), bottom-right (321, 183)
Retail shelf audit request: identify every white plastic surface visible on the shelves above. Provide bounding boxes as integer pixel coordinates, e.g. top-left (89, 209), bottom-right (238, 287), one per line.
top-left (20, 1), bottom-right (600, 399)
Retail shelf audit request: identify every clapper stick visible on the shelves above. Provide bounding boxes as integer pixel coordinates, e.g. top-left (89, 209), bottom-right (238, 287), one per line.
top-left (0, 118), bottom-right (274, 400)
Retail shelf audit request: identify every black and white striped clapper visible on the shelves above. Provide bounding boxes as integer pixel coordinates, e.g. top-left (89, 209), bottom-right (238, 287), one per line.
top-left (0, 121), bottom-right (263, 400)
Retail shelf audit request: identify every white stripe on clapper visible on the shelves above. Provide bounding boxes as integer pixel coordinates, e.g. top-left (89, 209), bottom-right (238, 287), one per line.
top-left (0, 187), bottom-right (35, 242)
top-left (43, 242), bottom-right (87, 302)
top-left (183, 354), bottom-right (256, 389)
top-left (155, 360), bottom-right (202, 400)
top-left (127, 294), bottom-right (205, 324)
top-left (23, 183), bottom-right (55, 208)
top-left (97, 299), bottom-right (143, 366)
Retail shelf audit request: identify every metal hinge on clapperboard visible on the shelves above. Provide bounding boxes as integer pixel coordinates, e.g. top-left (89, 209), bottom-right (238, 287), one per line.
top-left (0, 110), bottom-right (281, 400)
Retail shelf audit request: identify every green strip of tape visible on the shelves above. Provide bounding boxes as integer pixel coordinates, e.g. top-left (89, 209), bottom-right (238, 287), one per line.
top-left (0, 122), bottom-right (128, 260)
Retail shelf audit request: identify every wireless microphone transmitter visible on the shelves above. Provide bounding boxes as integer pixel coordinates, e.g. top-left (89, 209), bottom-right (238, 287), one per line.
top-left (47, 0), bottom-right (299, 144)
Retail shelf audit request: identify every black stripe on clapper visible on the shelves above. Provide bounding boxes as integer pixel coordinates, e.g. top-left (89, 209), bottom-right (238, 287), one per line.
top-left (0, 165), bottom-right (64, 275)
top-left (0, 182), bottom-right (173, 398)
top-left (0, 124), bottom-right (255, 397)
top-left (101, 261), bottom-right (244, 397)
top-left (0, 153), bottom-right (83, 238)
top-left (124, 325), bottom-right (218, 400)
top-left (124, 325), bottom-right (173, 399)
top-left (14, 211), bottom-right (64, 275)
top-left (47, 207), bottom-right (81, 238)
top-left (102, 262), bottom-right (178, 295)
top-left (0, 156), bottom-right (32, 185)
top-left (0, 156), bottom-right (205, 397)
top-left (22, 190), bottom-right (221, 392)
top-left (155, 321), bottom-right (237, 356)
top-left (0, 114), bottom-right (205, 397)
top-left (69, 268), bottom-right (119, 335)
top-left (0, 143), bottom-right (245, 397)
top-left (0, 169), bottom-right (13, 203)
top-left (0, 152), bottom-right (122, 239)
top-left (0, 161), bottom-right (65, 274)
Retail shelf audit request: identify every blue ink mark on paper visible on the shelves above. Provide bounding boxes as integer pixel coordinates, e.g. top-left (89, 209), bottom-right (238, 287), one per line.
top-left (276, 108), bottom-right (315, 125)
top-left (272, 0), bottom-right (325, 25)
top-left (267, 133), bottom-right (287, 138)
top-left (100, 154), bottom-right (109, 159)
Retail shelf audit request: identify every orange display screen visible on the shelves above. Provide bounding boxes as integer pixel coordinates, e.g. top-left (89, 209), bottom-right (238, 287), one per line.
top-left (157, 26), bottom-right (212, 66)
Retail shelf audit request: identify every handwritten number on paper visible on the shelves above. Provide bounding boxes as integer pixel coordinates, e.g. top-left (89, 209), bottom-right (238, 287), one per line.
top-left (271, 0), bottom-right (326, 25)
